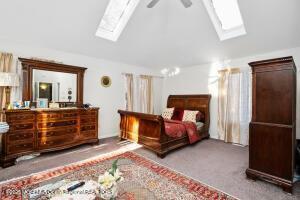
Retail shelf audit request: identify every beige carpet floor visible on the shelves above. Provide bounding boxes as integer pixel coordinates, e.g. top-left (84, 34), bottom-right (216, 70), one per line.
top-left (0, 137), bottom-right (299, 200)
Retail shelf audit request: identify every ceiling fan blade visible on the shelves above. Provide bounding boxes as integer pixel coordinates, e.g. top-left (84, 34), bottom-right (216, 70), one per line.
top-left (147, 0), bottom-right (160, 8)
top-left (180, 0), bottom-right (192, 8)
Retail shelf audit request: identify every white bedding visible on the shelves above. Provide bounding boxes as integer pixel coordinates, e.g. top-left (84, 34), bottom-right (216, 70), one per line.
top-left (196, 122), bottom-right (204, 131)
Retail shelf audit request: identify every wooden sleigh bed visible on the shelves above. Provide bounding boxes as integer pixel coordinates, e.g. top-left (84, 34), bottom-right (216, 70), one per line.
top-left (118, 95), bottom-right (211, 158)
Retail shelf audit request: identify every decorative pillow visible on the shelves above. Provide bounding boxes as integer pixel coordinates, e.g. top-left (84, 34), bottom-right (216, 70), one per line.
top-left (182, 110), bottom-right (199, 123)
top-left (171, 108), bottom-right (184, 121)
top-left (196, 111), bottom-right (205, 122)
top-left (162, 108), bottom-right (174, 119)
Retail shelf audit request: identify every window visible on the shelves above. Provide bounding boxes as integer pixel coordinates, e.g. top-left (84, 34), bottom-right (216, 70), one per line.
top-left (95, 0), bottom-right (140, 42)
top-left (217, 68), bottom-right (250, 145)
top-left (202, 0), bottom-right (246, 41)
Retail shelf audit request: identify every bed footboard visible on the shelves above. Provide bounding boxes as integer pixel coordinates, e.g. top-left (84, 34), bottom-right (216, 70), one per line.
top-left (118, 110), bottom-right (171, 156)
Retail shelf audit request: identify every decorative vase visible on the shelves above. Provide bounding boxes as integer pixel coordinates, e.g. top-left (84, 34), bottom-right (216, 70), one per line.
top-left (99, 184), bottom-right (118, 200)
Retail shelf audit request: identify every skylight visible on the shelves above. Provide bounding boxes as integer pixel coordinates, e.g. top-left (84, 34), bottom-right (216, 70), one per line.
top-left (96, 0), bottom-right (140, 42)
top-left (211, 0), bottom-right (243, 30)
top-left (202, 0), bottom-right (246, 41)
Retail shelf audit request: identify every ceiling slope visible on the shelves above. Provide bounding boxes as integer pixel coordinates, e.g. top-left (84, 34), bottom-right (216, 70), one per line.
top-left (0, 0), bottom-right (299, 68)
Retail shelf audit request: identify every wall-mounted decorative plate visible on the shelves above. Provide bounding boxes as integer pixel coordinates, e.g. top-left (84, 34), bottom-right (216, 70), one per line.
top-left (101, 76), bottom-right (112, 87)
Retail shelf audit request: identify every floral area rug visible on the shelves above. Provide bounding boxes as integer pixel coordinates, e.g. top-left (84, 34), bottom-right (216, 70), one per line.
top-left (0, 151), bottom-right (237, 200)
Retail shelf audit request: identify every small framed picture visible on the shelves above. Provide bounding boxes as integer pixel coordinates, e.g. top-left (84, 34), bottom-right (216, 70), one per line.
top-left (101, 76), bottom-right (112, 88)
top-left (37, 98), bottom-right (48, 108)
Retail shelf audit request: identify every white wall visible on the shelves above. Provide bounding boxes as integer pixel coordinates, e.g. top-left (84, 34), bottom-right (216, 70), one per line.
top-left (162, 47), bottom-right (300, 139)
top-left (0, 39), bottom-right (162, 139)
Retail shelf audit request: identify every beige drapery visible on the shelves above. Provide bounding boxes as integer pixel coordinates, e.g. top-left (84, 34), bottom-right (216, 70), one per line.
top-left (139, 75), bottom-right (153, 114)
top-left (124, 73), bottom-right (134, 111)
top-left (0, 53), bottom-right (13, 121)
top-left (218, 68), bottom-right (241, 144)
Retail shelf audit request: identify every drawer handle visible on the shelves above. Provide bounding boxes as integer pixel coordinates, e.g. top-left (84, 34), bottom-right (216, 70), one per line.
top-left (16, 124), bottom-right (29, 128)
top-left (15, 134), bottom-right (29, 139)
top-left (48, 131), bottom-right (55, 136)
top-left (18, 144), bottom-right (28, 148)
top-left (11, 115), bottom-right (33, 121)
top-left (44, 141), bottom-right (54, 145)
top-left (16, 116), bottom-right (29, 119)
top-left (44, 141), bottom-right (53, 145)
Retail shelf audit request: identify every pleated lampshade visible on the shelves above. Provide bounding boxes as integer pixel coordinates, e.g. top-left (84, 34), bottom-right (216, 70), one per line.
top-left (0, 72), bottom-right (19, 87)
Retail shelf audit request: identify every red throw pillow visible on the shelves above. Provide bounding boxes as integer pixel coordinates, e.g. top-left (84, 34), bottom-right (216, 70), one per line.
top-left (171, 108), bottom-right (184, 121)
top-left (196, 111), bottom-right (205, 122)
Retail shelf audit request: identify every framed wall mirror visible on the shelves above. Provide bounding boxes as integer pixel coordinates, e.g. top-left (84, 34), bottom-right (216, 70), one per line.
top-left (20, 58), bottom-right (86, 107)
top-left (32, 69), bottom-right (77, 102)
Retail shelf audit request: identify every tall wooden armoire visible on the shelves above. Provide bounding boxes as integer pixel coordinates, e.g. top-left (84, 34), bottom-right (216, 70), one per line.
top-left (246, 56), bottom-right (296, 193)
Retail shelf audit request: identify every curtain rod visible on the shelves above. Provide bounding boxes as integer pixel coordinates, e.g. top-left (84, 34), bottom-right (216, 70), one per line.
top-left (121, 72), bottom-right (164, 79)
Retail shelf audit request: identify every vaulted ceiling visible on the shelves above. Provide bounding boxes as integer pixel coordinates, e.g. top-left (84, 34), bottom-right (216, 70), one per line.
top-left (0, 0), bottom-right (299, 68)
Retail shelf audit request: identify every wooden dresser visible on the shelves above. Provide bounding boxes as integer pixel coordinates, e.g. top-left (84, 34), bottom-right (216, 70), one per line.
top-left (0, 107), bottom-right (99, 168)
top-left (246, 57), bottom-right (296, 193)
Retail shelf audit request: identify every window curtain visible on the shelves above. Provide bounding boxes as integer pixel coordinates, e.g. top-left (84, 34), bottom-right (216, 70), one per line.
top-left (239, 69), bottom-right (251, 146)
top-left (139, 75), bottom-right (153, 114)
top-left (0, 52), bottom-right (13, 121)
top-left (218, 68), bottom-right (250, 145)
top-left (124, 73), bottom-right (134, 111)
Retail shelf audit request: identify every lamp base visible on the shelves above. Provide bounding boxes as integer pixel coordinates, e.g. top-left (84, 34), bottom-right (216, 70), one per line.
top-left (5, 86), bottom-right (11, 109)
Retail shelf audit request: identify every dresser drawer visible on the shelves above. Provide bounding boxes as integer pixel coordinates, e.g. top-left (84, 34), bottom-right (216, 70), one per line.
top-left (62, 112), bottom-right (78, 119)
top-left (9, 123), bottom-right (34, 131)
top-left (80, 130), bottom-right (97, 139)
top-left (80, 117), bottom-right (96, 124)
top-left (37, 112), bottom-right (78, 121)
top-left (38, 127), bottom-right (78, 138)
top-left (8, 132), bottom-right (34, 142)
top-left (37, 113), bottom-right (61, 121)
top-left (7, 142), bottom-right (34, 154)
top-left (38, 136), bottom-right (74, 149)
top-left (7, 114), bottom-right (35, 122)
top-left (80, 110), bottom-right (97, 117)
top-left (81, 124), bottom-right (96, 132)
top-left (38, 120), bottom-right (77, 129)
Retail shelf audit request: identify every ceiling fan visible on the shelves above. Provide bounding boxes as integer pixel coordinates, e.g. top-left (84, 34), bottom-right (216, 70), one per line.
top-left (147, 0), bottom-right (193, 8)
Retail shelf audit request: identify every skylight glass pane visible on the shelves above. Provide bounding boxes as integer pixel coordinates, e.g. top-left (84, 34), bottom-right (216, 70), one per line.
top-left (100, 0), bottom-right (131, 32)
top-left (211, 0), bottom-right (243, 30)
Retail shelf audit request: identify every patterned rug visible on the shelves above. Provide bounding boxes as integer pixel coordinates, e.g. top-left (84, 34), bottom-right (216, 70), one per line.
top-left (0, 151), bottom-right (237, 200)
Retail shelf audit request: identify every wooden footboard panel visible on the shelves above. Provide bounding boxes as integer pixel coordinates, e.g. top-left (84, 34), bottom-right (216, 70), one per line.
top-left (118, 110), bottom-right (199, 157)
top-left (118, 110), bottom-right (168, 155)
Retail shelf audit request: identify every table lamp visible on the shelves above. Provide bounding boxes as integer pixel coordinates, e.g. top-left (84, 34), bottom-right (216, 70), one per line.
top-left (0, 72), bottom-right (20, 109)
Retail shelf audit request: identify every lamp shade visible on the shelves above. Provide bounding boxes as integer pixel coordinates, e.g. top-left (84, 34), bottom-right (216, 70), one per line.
top-left (0, 72), bottom-right (20, 87)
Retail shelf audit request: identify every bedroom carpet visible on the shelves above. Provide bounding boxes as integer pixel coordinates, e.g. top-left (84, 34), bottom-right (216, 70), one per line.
top-left (0, 151), bottom-right (236, 199)
top-left (0, 137), bottom-right (299, 200)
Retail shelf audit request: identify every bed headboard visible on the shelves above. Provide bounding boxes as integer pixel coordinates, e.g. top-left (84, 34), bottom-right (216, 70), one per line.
top-left (167, 94), bottom-right (211, 126)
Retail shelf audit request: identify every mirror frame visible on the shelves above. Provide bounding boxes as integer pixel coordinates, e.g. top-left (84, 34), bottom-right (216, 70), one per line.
top-left (19, 58), bottom-right (87, 107)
